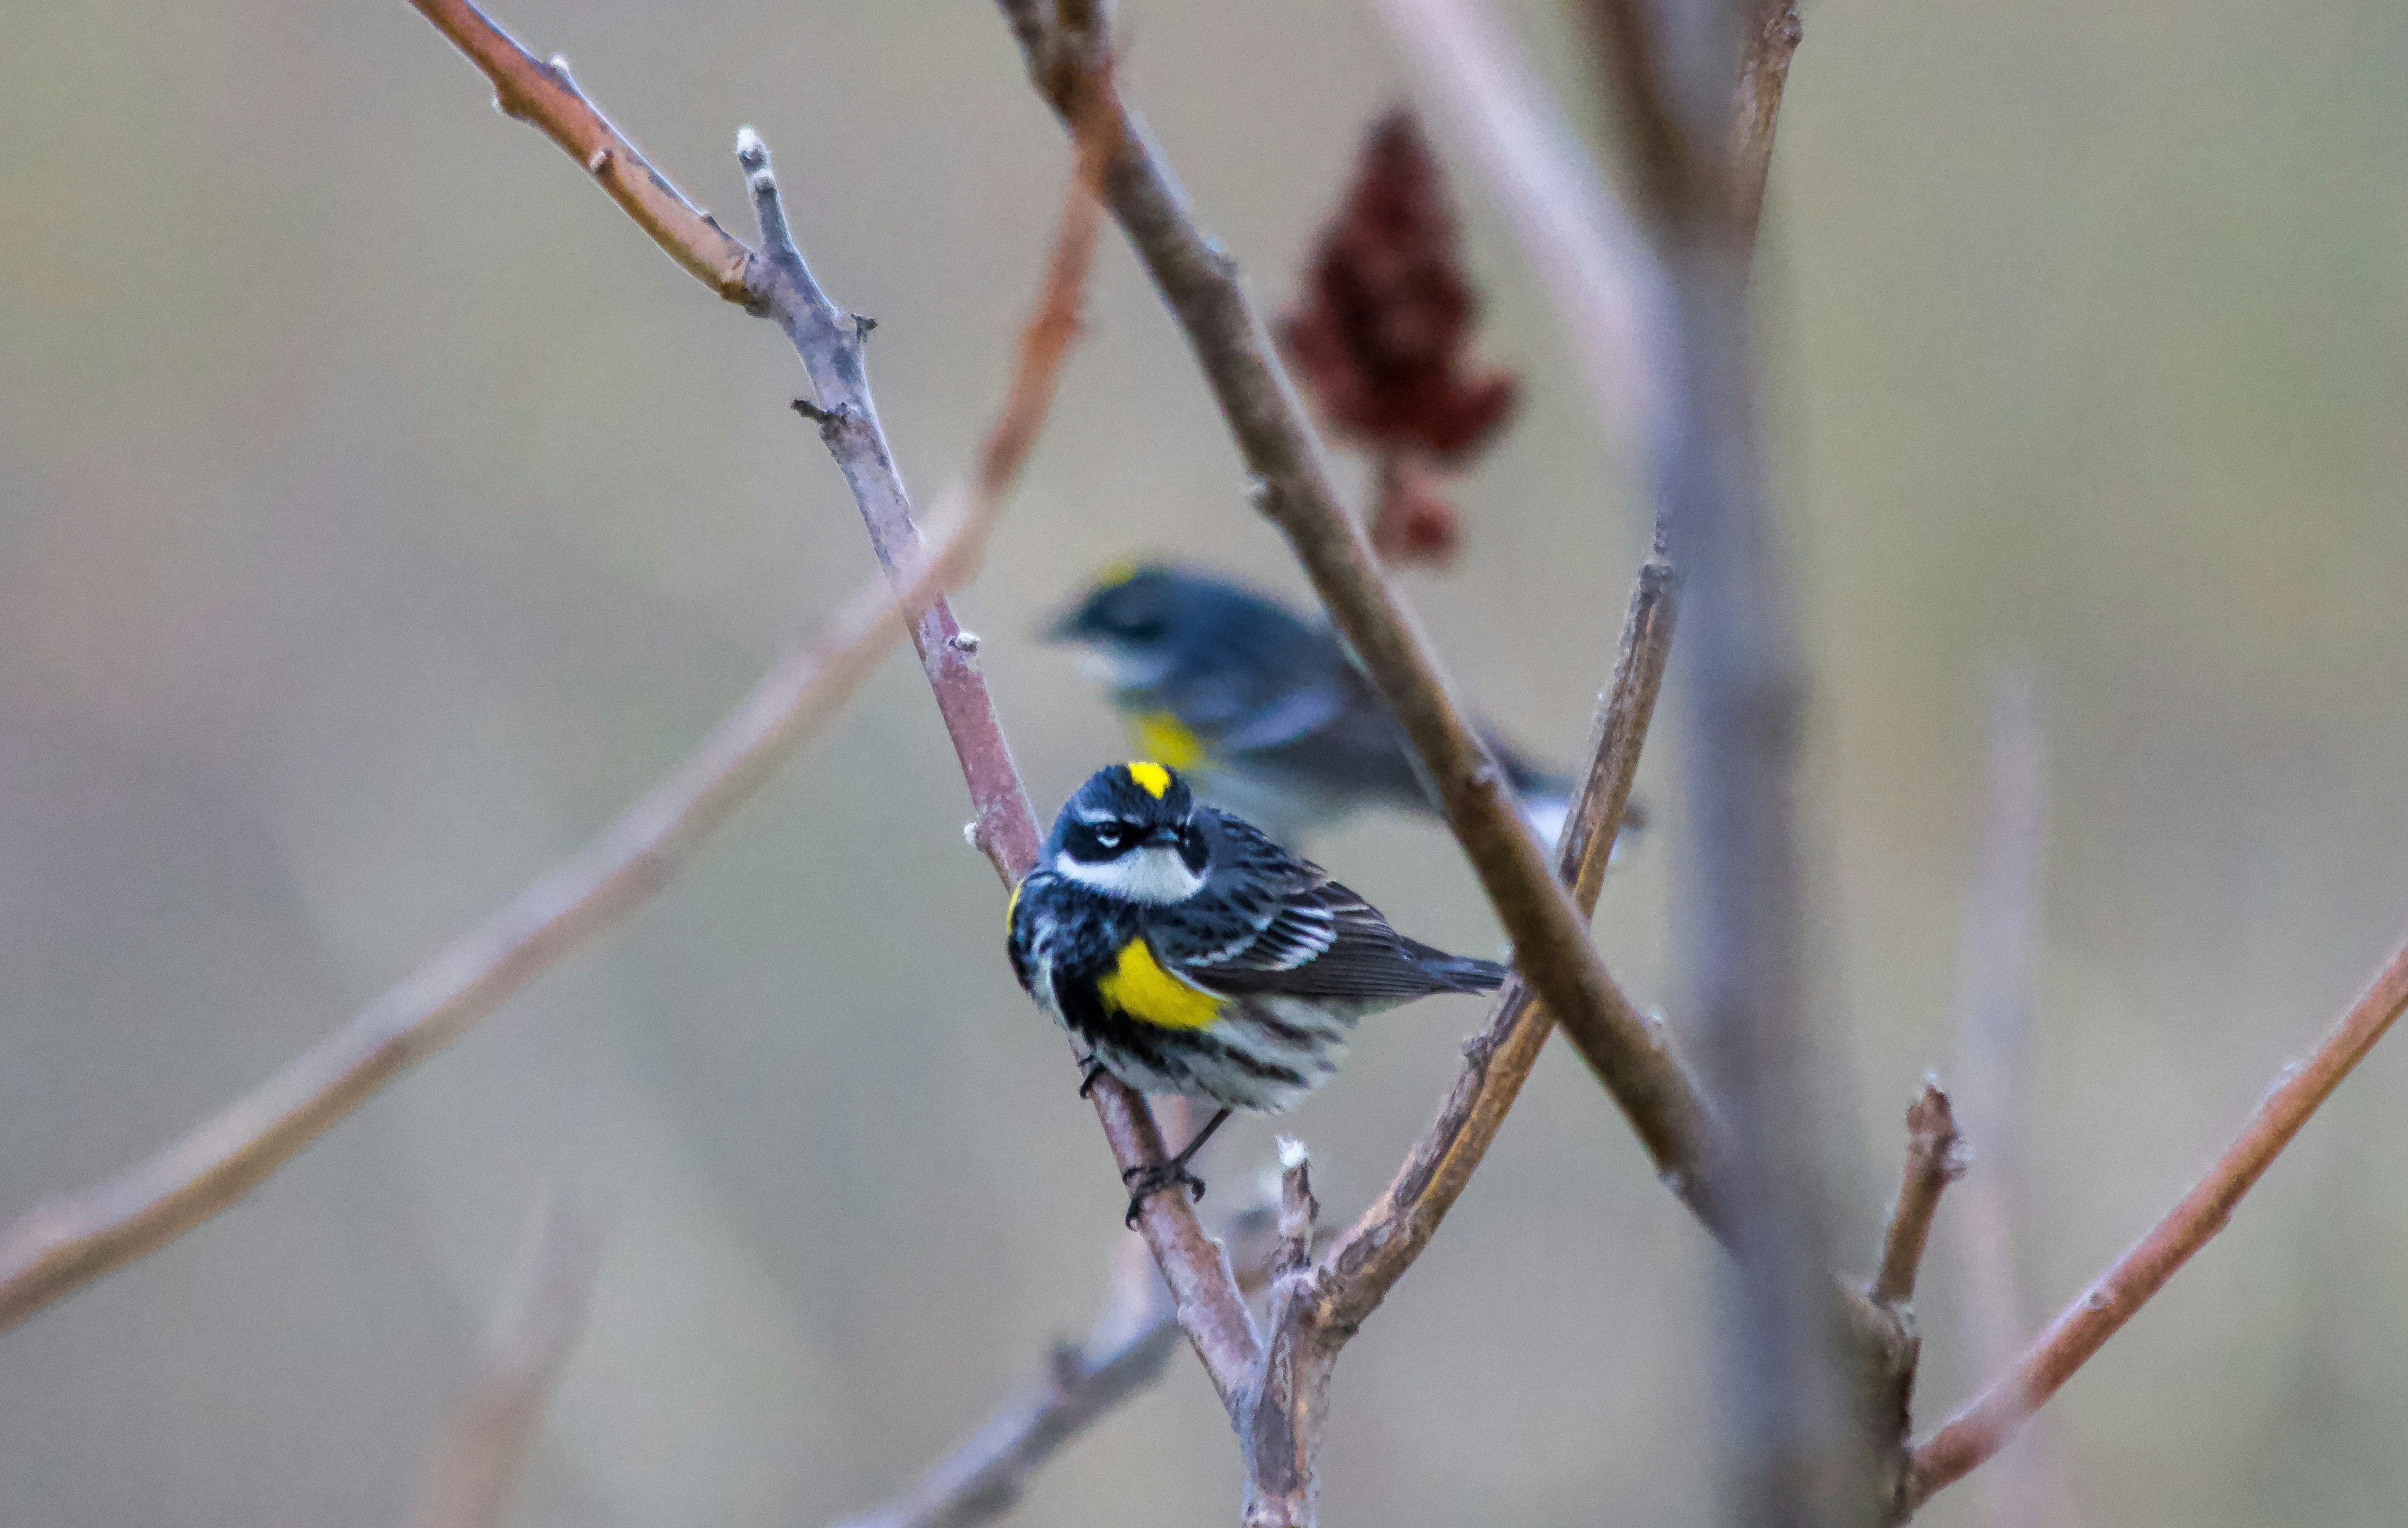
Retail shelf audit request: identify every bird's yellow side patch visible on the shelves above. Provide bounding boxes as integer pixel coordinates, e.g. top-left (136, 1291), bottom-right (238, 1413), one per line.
top-left (1006, 879), bottom-right (1022, 932)
top-left (1126, 710), bottom-right (1207, 773)
top-left (1124, 760), bottom-right (1173, 799)
top-left (1097, 937), bottom-right (1222, 1030)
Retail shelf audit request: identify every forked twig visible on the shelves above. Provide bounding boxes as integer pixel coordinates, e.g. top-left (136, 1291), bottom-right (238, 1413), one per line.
top-left (404, 0), bottom-right (1264, 1411)
top-left (1233, 563), bottom-right (1676, 1521)
top-left (0, 2), bottom-right (1100, 1338)
top-left (1903, 935), bottom-right (2408, 1512)
top-left (836, 1205), bottom-right (1285, 1528)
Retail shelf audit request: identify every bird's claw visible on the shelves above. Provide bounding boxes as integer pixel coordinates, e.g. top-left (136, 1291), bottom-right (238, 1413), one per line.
top-left (1121, 1161), bottom-right (1207, 1227)
top-left (1077, 1056), bottom-right (1109, 1099)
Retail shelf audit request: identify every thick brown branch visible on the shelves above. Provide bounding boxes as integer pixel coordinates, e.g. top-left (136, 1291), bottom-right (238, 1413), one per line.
top-left (409, 1197), bottom-right (604, 1528)
top-left (996, 0), bottom-right (1730, 1240)
top-left (1903, 935), bottom-right (2408, 1512)
top-left (0, 36), bottom-right (1098, 1338)
top-left (1870, 1084), bottom-right (1963, 1311)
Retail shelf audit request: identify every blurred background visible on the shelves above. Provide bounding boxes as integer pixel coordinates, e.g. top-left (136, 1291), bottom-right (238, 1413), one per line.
top-left (3, 0), bottom-right (2406, 1523)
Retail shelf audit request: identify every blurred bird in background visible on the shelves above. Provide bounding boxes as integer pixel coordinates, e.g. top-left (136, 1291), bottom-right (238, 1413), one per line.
top-left (1047, 562), bottom-right (1625, 850)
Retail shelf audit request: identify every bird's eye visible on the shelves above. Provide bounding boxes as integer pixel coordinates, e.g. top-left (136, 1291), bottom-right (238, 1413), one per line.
top-left (1092, 825), bottom-right (1124, 849)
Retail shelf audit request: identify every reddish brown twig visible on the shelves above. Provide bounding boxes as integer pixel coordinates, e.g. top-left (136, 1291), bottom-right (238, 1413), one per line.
top-left (0, 7), bottom-right (1098, 1339)
top-left (731, 126), bottom-right (1262, 1408)
top-left (1904, 935), bottom-right (2408, 1512)
top-left (409, 1197), bottom-right (604, 1528)
top-left (1871, 1084), bottom-right (1965, 1311)
top-left (407, 0), bottom-right (1260, 1413)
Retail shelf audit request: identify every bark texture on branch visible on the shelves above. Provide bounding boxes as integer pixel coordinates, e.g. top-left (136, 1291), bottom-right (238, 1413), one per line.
top-left (1904, 934), bottom-right (2408, 1512)
top-left (994, 0), bottom-right (1730, 1240)
top-left (1871, 1084), bottom-right (1965, 1312)
top-left (724, 124), bottom-right (1261, 1408)
top-left (1236, 563), bottom-right (1674, 1522)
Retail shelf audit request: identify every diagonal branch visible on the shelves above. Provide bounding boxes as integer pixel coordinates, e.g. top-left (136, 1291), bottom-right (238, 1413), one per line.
top-left (1234, 563), bottom-right (1676, 1523)
top-left (409, 1195), bottom-right (605, 1528)
top-left (724, 125), bottom-right (1261, 1409)
top-left (995, 0), bottom-right (1731, 1242)
top-left (1903, 934), bottom-right (2408, 1514)
top-left (0, 10), bottom-right (1099, 1337)
top-left (1870, 1083), bottom-right (1965, 1312)
top-left (1324, 559), bottom-right (1678, 1322)
top-left (406, 0), bottom-right (1263, 1410)
top-left (835, 1205), bottom-right (1285, 1528)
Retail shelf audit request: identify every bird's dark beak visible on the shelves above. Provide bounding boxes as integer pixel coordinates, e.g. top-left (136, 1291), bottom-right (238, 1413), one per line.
top-left (1144, 825), bottom-right (1186, 849)
top-left (1040, 599), bottom-right (1091, 644)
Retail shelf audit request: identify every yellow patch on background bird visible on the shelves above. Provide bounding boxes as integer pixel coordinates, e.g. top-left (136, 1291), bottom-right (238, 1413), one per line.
top-left (1092, 557), bottom-right (1142, 590)
top-left (1097, 936), bottom-right (1222, 1030)
top-left (1124, 760), bottom-right (1173, 799)
top-left (1127, 710), bottom-right (1207, 773)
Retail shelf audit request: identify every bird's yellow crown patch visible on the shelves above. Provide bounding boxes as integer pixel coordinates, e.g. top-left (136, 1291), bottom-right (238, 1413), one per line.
top-left (1092, 557), bottom-right (1143, 590)
top-left (1128, 711), bottom-right (1207, 773)
top-left (1124, 760), bottom-right (1173, 799)
top-left (1097, 936), bottom-right (1222, 1030)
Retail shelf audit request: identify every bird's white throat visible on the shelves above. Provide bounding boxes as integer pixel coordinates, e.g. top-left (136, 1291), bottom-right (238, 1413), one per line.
top-left (1056, 845), bottom-right (1205, 904)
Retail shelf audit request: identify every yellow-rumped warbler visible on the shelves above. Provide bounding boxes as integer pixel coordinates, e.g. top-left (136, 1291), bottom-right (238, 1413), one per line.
top-left (1008, 760), bottom-right (1506, 1221)
top-left (1047, 562), bottom-right (1606, 848)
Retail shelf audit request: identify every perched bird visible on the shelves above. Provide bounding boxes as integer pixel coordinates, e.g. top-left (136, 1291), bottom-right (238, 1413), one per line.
top-left (1008, 760), bottom-right (1507, 1221)
top-left (1047, 562), bottom-right (1600, 848)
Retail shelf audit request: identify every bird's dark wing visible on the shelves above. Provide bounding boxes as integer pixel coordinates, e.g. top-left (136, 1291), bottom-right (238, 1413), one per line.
top-left (1152, 810), bottom-right (1504, 1001)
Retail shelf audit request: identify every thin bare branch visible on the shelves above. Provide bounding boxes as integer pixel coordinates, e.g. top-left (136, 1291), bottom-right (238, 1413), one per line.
top-left (1242, 1142), bottom-right (1327, 1528)
top-left (1870, 1084), bottom-right (1965, 1311)
top-left (1326, 560), bottom-right (1680, 1315)
top-left (1904, 934), bottom-right (2408, 1512)
top-left (1730, 0), bottom-right (1804, 246)
top-left (727, 121), bottom-right (1262, 1409)
top-left (410, 1197), bottom-right (604, 1528)
top-left (996, 0), bottom-right (1730, 1243)
top-left (836, 1205), bottom-right (1284, 1528)
top-left (1947, 675), bottom-right (2079, 1528)
top-left (1225, 564), bottom-right (1671, 1523)
top-left (411, 0), bottom-right (755, 300)
top-left (0, 28), bottom-right (1100, 1337)
top-left (1369, 0), bottom-right (1654, 450)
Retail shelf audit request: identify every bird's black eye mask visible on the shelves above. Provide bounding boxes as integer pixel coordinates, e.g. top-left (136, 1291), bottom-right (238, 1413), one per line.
top-left (1063, 818), bottom-right (1209, 872)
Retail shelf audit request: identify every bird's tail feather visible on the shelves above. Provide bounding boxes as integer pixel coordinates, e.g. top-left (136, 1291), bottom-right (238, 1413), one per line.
top-left (1408, 946), bottom-right (1510, 994)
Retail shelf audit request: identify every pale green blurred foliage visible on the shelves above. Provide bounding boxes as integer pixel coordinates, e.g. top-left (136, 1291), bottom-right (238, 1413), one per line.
top-left (1, 1), bottom-right (2404, 1524)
